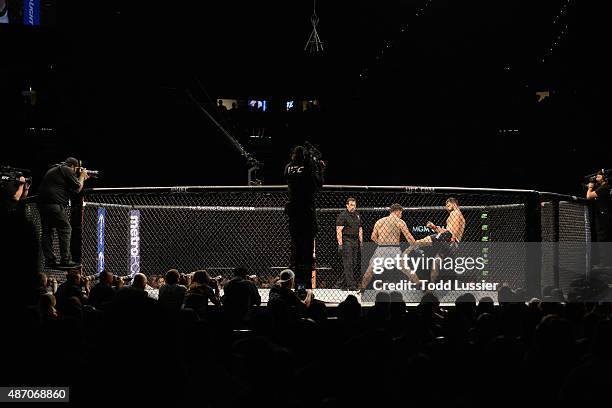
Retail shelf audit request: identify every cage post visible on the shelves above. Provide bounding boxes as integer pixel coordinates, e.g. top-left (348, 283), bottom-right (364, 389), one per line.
top-left (525, 192), bottom-right (543, 299)
top-left (552, 199), bottom-right (560, 288)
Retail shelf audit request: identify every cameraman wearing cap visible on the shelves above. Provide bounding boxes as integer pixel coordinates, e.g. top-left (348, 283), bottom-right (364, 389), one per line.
top-left (587, 170), bottom-right (611, 267)
top-left (284, 145), bottom-right (324, 292)
top-left (268, 269), bottom-right (313, 318)
top-left (0, 174), bottom-right (31, 215)
top-left (37, 157), bottom-right (89, 269)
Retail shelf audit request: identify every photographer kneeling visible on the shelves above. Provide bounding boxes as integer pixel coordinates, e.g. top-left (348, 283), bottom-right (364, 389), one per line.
top-left (587, 169), bottom-right (612, 268)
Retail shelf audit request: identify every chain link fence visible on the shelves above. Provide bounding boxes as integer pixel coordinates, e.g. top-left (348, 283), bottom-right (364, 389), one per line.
top-left (25, 202), bottom-right (74, 282)
top-left (24, 186), bottom-right (591, 303)
top-left (558, 200), bottom-right (591, 295)
top-left (83, 187), bottom-right (533, 302)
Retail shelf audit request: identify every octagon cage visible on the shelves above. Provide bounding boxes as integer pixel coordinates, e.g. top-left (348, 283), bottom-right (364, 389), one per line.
top-left (33, 185), bottom-right (586, 304)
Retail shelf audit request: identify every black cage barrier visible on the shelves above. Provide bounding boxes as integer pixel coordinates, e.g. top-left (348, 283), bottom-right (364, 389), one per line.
top-left (26, 186), bottom-right (590, 303)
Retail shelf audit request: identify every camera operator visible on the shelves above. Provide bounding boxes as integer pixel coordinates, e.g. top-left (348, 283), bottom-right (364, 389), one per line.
top-left (0, 173), bottom-right (31, 215)
top-left (284, 144), bottom-right (324, 291)
top-left (88, 271), bottom-right (117, 309)
top-left (0, 166), bottom-right (39, 312)
top-left (587, 169), bottom-right (611, 267)
top-left (37, 157), bottom-right (89, 269)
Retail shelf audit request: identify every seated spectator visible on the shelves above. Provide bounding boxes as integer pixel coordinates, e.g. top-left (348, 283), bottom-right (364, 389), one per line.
top-left (119, 273), bottom-right (147, 293)
top-left (389, 291), bottom-right (407, 320)
top-left (470, 312), bottom-right (498, 347)
top-left (179, 272), bottom-right (191, 287)
top-left (222, 267), bottom-right (261, 325)
top-left (30, 272), bottom-right (54, 305)
top-left (369, 291), bottom-right (390, 322)
top-left (455, 293), bottom-right (477, 322)
top-left (36, 272), bottom-right (48, 292)
top-left (268, 269), bottom-right (312, 318)
top-left (337, 294), bottom-right (362, 323)
top-left (55, 271), bottom-right (88, 314)
top-left (38, 292), bottom-right (58, 321)
top-left (88, 271), bottom-right (116, 309)
top-left (307, 300), bottom-right (327, 323)
top-left (158, 269), bottom-right (187, 313)
top-left (476, 296), bottom-right (495, 317)
top-left (417, 292), bottom-right (444, 326)
top-left (60, 296), bottom-right (84, 320)
top-left (183, 270), bottom-right (220, 318)
top-left (132, 273), bottom-right (148, 291)
top-left (114, 273), bottom-right (151, 305)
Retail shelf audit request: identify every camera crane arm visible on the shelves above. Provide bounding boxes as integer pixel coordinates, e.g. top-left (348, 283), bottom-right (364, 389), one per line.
top-left (185, 89), bottom-right (262, 185)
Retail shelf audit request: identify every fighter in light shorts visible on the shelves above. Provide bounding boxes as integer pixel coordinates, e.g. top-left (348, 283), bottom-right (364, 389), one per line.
top-left (359, 203), bottom-right (420, 291)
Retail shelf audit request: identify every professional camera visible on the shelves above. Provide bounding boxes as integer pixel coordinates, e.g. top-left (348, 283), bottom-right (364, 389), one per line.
top-left (78, 274), bottom-right (94, 287)
top-left (75, 166), bottom-right (101, 179)
top-left (304, 141), bottom-right (322, 162)
top-left (112, 274), bottom-right (133, 285)
top-left (59, 160), bottom-right (101, 179)
top-left (0, 165), bottom-right (32, 188)
top-left (583, 169), bottom-right (610, 190)
top-left (296, 285), bottom-right (315, 302)
top-left (303, 141), bottom-right (325, 177)
top-left (80, 168), bottom-right (101, 178)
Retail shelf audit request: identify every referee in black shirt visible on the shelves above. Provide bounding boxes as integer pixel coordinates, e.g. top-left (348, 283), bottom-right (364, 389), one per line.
top-left (336, 197), bottom-right (363, 290)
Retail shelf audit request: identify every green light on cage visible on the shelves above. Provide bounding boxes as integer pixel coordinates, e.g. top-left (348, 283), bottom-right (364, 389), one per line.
top-left (482, 225), bottom-right (488, 231)
top-left (481, 236), bottom-right (489, 242)
top-left (481, 213), bottom-right (488, 219)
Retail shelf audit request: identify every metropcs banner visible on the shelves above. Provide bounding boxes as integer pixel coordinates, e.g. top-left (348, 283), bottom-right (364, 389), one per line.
top-left (129, 209), bottom-right (140, 275)
top-left (97, 208), bottom-right (105, 273)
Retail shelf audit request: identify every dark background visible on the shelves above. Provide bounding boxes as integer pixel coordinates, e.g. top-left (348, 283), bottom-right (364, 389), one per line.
top-left (0, 0), bottom-right (608, 194)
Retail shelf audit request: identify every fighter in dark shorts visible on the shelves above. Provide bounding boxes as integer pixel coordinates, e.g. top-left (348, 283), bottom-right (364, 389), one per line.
top-left (429, 230), bottom-right (458, 258)
top-left (407, 197), bottom-right (465, 282)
